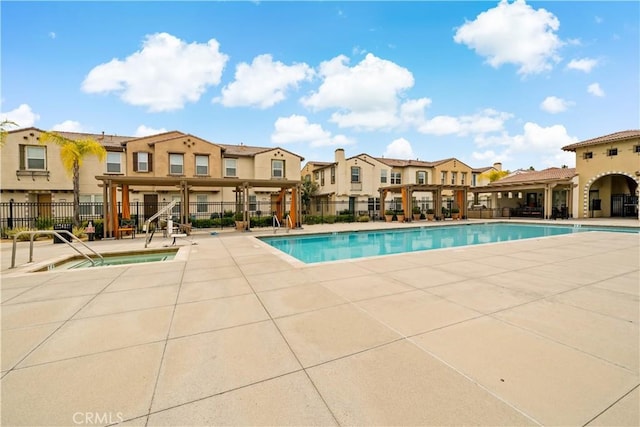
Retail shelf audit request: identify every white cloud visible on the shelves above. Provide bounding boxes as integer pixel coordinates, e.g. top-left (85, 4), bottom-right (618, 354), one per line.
top-left (0, 104), bottom-right (40, 128)
top-left (540, 96), bottom-right (574, 113)
top-left (384, 138), bottom-right (415, 159)
top-left (473, 122), bottom-right (577, 168)
top-left (82, 33), bottom-right (229, 112)
top-left (418, 109), bottom-right (512, 136)
top-left (301, 53), bottom-right (415, 130)
top-left (52, 120), bottom-right (84, 132)
top-left (588, 82), bottom-right (605, 97)
top-left (135, 125), bottom-right (167, 137)
top-left (215, 54), bottom-right (313, 109)
top-left (566, 58), bottom-right (598, 73)
top-left (48, 32), bottom-right (56, 39)
top-left (271, 114), bottom-right (354, 147)
top-left (453, 0), bottom-right (563, 75)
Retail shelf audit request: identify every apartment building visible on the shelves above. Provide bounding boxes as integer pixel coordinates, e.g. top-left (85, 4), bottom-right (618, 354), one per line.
top-left (1, 128), bottom-right (304, 229)
top-left (562, 130), bottom-right (640, 218)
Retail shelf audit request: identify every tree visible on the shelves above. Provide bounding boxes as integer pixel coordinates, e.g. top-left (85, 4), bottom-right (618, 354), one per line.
top-left (301, 178), bottom-right (319, 213)
top-left (487, 169), bottom-right (509, 182)
top-left (39, 132), bottom-right (106, 227)
top-left (0, 119), bottom-right (18, 146)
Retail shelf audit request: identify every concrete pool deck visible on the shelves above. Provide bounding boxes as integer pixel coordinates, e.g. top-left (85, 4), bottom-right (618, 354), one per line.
top-left (1, 218), bottom-right (638, 426)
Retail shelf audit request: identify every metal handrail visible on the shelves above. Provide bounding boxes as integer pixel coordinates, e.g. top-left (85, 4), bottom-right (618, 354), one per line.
top-left (145, 200), bottom-right (178, 248)
top-left (285, 214), bottom-right (293, 233)
top-left (11, 230), bottom-right (104, 269)
top-left (272, 214), bottom-right (281, 233)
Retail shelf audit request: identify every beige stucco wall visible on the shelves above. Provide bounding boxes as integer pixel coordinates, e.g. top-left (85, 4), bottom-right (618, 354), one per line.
top-left (572, 137), bottom-right (640, 217)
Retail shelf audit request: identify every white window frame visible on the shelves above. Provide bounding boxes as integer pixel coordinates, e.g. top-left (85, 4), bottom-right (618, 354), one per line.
top-left (26, 145), bottom-right (46, 170)
top-left (196, 194), bottom-right (207, 213)
top-left (195, 155), bottom-right (209, 176)
top-left (137, 152), bottom-right (149, 172)
top-left (224, 158), bottom-right (237, 177)
top-left (169, 153), bottom-right (184, 175)
top-left (451, 172), bottom-right (457, 185)
top-left (391, 172), bottom-right (402, 185)
top-left (380, 170), bottom-right (387, 184)
top-left (351, 166), bottom-right (361, 183)
top-left (416, 171), bottom-right (426, 185)
top-left (272, 159), bottom-right (285, 179)
top-left (106, 152), bottom-right (122, 173)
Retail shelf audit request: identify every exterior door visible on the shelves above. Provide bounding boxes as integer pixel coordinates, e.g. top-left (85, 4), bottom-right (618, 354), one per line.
top-left (143, 194), bottom-right (158, 222)
top-left (37, 194), bottom-right (52, 219)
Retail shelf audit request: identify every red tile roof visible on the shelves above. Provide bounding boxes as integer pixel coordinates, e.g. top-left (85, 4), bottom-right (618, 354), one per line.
top-left (489, 167), bottom-right (576, 185)
top-left (562, 130), bottom-right (640, 151)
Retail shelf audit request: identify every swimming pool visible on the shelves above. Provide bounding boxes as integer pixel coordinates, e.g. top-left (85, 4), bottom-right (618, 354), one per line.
top-left (259, 222), bottom-right (639, 264)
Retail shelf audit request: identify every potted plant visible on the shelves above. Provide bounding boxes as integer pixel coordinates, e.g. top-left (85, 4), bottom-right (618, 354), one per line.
top-left (234, 212), bottom-right (246, 230)
top-left (384, 209), bottom-right (394, 222)
top-left (412, 206), bottom-right (422, 221)
top-left (451, 207), bottom-right (460, 220)
top-left (426, 208), bottom-right (435, 221)
top-left (396, 210), bottom-right (405, 223)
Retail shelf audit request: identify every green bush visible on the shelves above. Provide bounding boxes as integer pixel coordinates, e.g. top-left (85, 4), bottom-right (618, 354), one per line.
top-left (6, 227), bottom-right (37, 241)
top-left (357, 215), bottom-right (370, 222)
top-left (35, 217), bottom-right (54, 230)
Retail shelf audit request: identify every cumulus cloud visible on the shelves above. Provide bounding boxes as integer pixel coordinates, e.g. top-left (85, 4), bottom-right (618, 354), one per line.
top-left (135, 125), bottom-right (167, 137)
top-left (52, 120), bottom-right (84, 132)
top-left (301, 53), bottom-right (415, 130)
top-left (0, 104), bottom-right (40, 128)
top-left (271, 114), bottom-right (354, 147)
top-left (473, 122), bottom-right (577, 168)
top-left (215, 54), bottom-right (313, 108)
top-left (453, 0), bottom-right (563, 75)
top-left (566, 58), bottom-right (598, 72)
top-left (418, 109), bottom-right (512, 136)
top-left (540, 96), bottom-right (574, 113)
top-left (383, 138), bottom-right (415, 159)
top-left (82, 33), bottom-right (229, 112)
top-left (588, 82), bottom-right (605, 97)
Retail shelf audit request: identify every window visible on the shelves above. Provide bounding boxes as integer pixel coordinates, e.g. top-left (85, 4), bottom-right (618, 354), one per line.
top-left (106, 152), bottom-right (122, 173)
top-left (196, 194), bottom-right (207, 213)
top-left (79, 194), bottom-right (103, 216)
top-left (330, 166), bottom-right (336, 184)
top-left (461, 172), bottom-right (467, 185)
top-left (368, 197), bottom-right (380, 211)
top-left (304, 174), bottom-right (311, 182)
top-left (583, 151), bottom-right (593, 159)
top-left (440, 171), bottom-right (447, 184)
top-left (380, 170), bottom-right (387, 184)
top-left (320, 170), bottom-right (325, 186)
top-left (272, 159), bottom-right (285, 178)
top-left (195, 155), bottom-right (209, 175)
top-left (314, 171), bottom-right (319, 180)
top-left (416, 171), bottom-right (426, 185)
top-left (224, 159), bottom-right (237, 177)
top-left (472, 173), bottom-right (477, 187)
top-left (133, 152), bottom-right (151, 172)
top-left (24, 145), bottom-right (46, 170)
top-left (634, 145), bottom-right (640, 153)
top-left (169, 153), bottom-right (184, 175)
top-left (351, 166), bottom-right (361, 183)
top-left (391, 172), bottom-right (402, 184)
top-left (451, 172), bottom-right (457, 185)
top-left (607, 148), bottom-right (618, 156)
top-left (249, 195), bottom-right (257, 211)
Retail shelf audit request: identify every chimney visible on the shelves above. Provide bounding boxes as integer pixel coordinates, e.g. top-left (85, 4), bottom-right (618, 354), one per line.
top-left (335, 148), bottom-right (345, 164)
top-left (493, 162), bottom-right (502, 171)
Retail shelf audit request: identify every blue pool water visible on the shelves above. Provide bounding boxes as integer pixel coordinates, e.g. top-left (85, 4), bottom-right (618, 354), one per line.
top-left (260, 223), bottom-right (638, 264)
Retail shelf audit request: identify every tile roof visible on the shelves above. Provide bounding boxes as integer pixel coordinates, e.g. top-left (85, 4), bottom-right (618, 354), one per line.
top-left (374, 157), bottom-right (438, 167)
top-left (489, 167), bottom-right (576, 185)
top-left (218, 144), bottom-right (304, 160)
top-left (562, 130), bottom-right (640, 151)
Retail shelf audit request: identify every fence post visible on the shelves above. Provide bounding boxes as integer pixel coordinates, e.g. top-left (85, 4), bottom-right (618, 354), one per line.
top-left (8, 199), bottom-right (14, 229)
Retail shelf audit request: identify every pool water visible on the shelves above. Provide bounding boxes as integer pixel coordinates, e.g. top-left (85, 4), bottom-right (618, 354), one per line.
top-left (41, 249), bottom-right (178, 271)
top-left (260, 222), bottom-right (638, 264)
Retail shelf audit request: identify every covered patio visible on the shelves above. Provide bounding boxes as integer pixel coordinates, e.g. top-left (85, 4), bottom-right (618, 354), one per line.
top-left (379, 184), bottom-right (470, 220)
top-left (95, 176), bottom-right (303, 238)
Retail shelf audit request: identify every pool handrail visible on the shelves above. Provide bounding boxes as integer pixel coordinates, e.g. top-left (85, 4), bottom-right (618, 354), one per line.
top-left (144, 200), bottom-right (178, 248)
top-left (11, 230), bottom-right (104, 269)
top-left (273, 214), bottom-right (281, 233)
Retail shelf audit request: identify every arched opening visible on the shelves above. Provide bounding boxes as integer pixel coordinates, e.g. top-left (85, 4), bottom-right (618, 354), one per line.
top-left (586, 173), bottom-right (638, 218)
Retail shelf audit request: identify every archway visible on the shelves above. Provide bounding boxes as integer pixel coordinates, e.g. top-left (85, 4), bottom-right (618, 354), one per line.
top-left (583, 172), bottom-right (639, 218)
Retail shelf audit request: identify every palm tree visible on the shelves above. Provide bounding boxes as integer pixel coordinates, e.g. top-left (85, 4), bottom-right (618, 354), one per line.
top-left (0, 119), bottom-right (18, 146)
top-left (39, 131), bottom-right (106, 227)
top-left (301, 178), bottom-right (318, 214)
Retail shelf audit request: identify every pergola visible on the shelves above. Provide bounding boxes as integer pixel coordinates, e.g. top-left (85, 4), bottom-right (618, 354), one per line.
top-left (379, 184), bottom-right (470, 220)
top-left (470, 177), bottom-right (575, 219)
top-left (95, 175), bottom-right (302, 238)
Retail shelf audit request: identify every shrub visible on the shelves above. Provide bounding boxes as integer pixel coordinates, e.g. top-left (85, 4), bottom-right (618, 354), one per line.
top-left (6, 227), bottom-right (37, 241)
top-left (412, 206), bottom-right (421, 214)
top-left (357, 215), bottom-right (370, 222)
top-left (35, 217), bottom-right (54, 230)
top-left (73, 226), bottom-right (86, 239)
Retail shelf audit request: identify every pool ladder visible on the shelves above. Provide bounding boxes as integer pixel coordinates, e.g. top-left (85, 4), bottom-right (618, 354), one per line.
top-left (10, 230), bottom-right (104, 269)
top-left (273, 214), bottom-right (293, 233)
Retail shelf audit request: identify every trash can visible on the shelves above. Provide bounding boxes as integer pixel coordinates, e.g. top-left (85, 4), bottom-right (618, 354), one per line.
top-left (53, 223), bottom-right (73, 244)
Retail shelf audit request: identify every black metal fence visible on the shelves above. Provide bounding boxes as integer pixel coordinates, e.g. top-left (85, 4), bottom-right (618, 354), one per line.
top-left (0, 198), bottom-right (475, 235)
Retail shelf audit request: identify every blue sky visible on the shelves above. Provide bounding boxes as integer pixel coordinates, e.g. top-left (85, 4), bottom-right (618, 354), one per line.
top-left (2, 1), bottom-right (638, 171)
